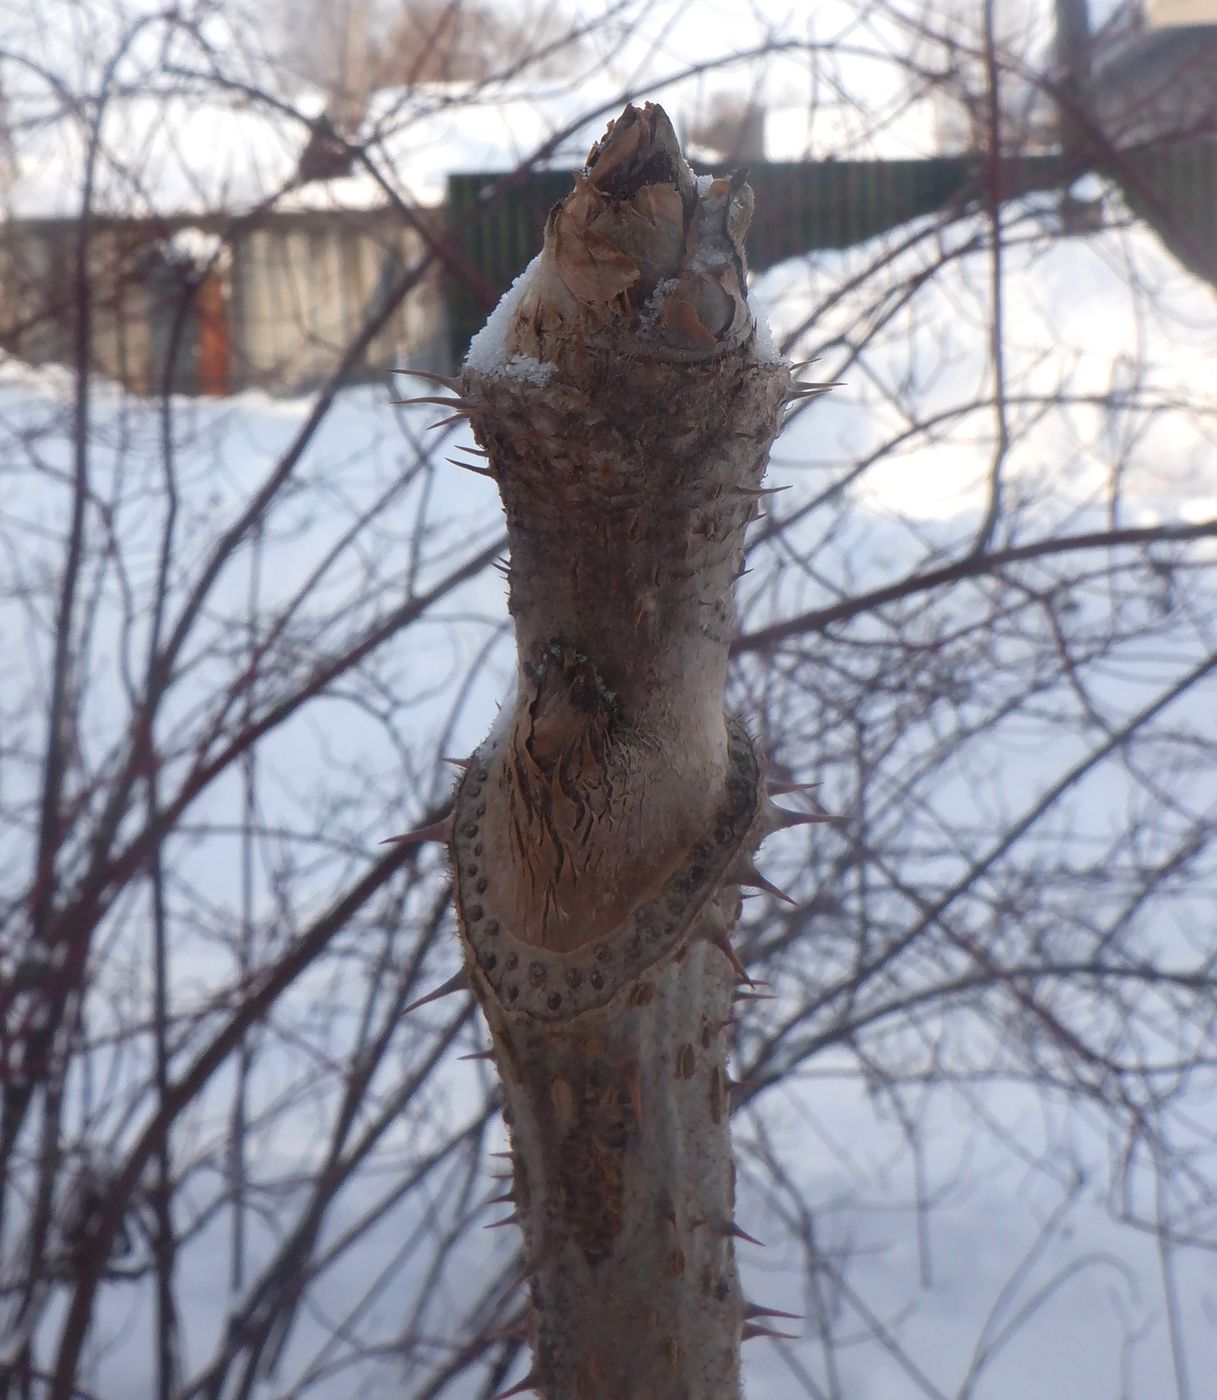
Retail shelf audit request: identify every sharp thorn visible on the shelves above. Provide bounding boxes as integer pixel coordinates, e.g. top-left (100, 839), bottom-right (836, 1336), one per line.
top-left (786, 381), bottom-right (840, 400)
top-left (393, 394), bottom-right (471, 410)
top-left (403, 969), bottom-right (468, 1016)
top-left (703, 920), bottom-right (753, 987)
top-left (493, 1371), bottom-right (539, 1399)
top-left (484, 1213), bottom-right (521, 1230)
top-left (486, 1191), bottom-right (516, 1207)
top-left (380, 815), bottom-right (451, 847)
top-left (448, 456), bottom-right (495, 477)
top-left (788, 357), bottom-right (819, 372)
top-left (766, 778), bottom-right (820, 797)
top-left (767, 802), bottom-right (836, 831)
top-left (733, 860), bottom-right (797, 906)
top-left (725, 1221), bottom-right (766, 1247)
top-left (393, 367), bottom-right (462, 392)
top-left (489, 1151), bottom-right (513, 1159)
top-left (443, 755), bottom-right (471, 771)
top-left (732, 990), bottom-right (777, 1003)
top-left (459, 1048), bottom-right (496, 1061)
top-left (427, 412), bottom-right (474, 430)
top-left (733, 483), bottom-right (791, 499)
top-left (742, 1323), bottom-right (798, 1341)
top-left (745, 1302), bottom-right (803, 1322)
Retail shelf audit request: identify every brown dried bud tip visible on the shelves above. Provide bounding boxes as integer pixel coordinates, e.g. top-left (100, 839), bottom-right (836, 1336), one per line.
top-left (508, 101), bottom-right (754, 361)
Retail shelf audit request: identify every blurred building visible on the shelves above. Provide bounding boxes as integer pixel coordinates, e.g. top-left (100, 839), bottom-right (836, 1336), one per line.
top-left (0, 204), bottom-right (443, 397)
top-left (1093, 1), bottom-right (1217, 146)
top-left (1146, 0), bottom-right (1217, 25)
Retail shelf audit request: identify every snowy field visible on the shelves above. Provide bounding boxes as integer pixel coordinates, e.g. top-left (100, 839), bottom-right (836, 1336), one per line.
top-left (3, 164), bottom-right (1217, 1399)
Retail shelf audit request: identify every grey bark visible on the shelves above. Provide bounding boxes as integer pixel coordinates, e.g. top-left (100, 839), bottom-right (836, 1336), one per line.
top-left (410, 103), bottom-right (808, 1400)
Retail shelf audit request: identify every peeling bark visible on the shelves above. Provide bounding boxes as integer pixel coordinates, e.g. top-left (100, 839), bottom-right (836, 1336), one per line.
top-left (435, 102), bottom-right (798, 1400)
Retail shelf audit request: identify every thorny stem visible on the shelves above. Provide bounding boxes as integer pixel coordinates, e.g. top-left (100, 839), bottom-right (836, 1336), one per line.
top-left (441, 103), bottom-right (797, 1400)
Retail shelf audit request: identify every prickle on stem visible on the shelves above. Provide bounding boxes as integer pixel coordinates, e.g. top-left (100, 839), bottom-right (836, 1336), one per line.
top-left (392, 366), bottom-right (463, 393)
top-left (731, 858), bottom-right (797, 907)
top-left (744, 1302), bottom-right (802, 1322)
top-left (402, 969), bottom-right (468, 1016)
top-left (741, 1322), bottom-right (799, 1342)
top-left (724, 1221), bottom-right (766, 1247)
top-left (380, 815), bottom-right (452, 847)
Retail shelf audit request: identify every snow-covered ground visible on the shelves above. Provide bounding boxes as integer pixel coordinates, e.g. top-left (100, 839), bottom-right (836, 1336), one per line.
top-left (733, 193), bottom-right (1217, 1400)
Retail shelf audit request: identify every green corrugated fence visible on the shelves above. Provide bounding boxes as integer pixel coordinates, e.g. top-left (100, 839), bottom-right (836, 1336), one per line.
top-left (445, 141), bottom-right (1217, 365)
top-left (1114, 141), bottom-right (1217, 289)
